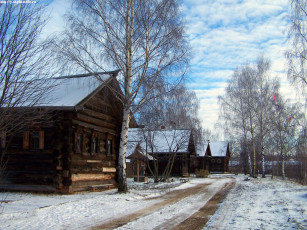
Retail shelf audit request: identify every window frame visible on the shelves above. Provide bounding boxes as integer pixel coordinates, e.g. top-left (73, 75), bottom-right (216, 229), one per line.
top-left (75, 132), bottom-right (83, 153)
top-left (106, 134), bottom-right (113, 156)
top-left (91, 134), bottom-right (100, 155)
top-left (23, 130), bottom-right (44, 151)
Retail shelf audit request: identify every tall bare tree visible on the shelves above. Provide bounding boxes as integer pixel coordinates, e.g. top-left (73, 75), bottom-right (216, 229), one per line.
top-left (219, 65), bottom-right (254, 176)
top-left (286, 0), bottom-right (307, 95)
top-left (271, 97), bottom-right (303, 179)
top-left (253, 56), bottom-right (279, 178)
top-left (0, 2), bottom-right (55, 206)
top-left (220, 56), bottom-right (279, 177)
top-left (137, 82), bottom-right (202, 144)
top-left (0, 2), bottom-right (55, 134)
top-left (220, 55), bottom-right (307, 180)
top-left (54, 0), bottom-right (189, 192)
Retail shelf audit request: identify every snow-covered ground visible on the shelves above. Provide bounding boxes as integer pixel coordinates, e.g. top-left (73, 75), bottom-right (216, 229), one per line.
top-left (0, 178), bottom-right (218, 230)
top-left (205, 175), bottom-right (307, 230)
top-left (0, 175), bottom-right (306, 230)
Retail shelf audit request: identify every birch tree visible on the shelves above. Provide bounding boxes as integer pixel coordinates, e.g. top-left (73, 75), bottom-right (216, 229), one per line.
top-left (240, 65), bottom-right (259, 177)
top-left (219, 57), bottom-right (279, 177)
top-left (219, 65), bottom-right (253, 176)
top-left (253, 56), bottom-right (279, 178)
top-left (286, 0), bottom-right (307, 94)
top-left (271, 98), bottom-right (302, 179)
top-left (54, 0), bottom-right (189, 192)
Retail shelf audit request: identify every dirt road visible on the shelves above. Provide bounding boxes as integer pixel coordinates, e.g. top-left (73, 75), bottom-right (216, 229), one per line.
top-left (93, 177), bottom-right (235, 230)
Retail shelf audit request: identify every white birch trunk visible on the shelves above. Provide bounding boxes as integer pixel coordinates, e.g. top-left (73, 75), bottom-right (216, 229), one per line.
top-left (261, 151), bottom-right (265, 178)
top-left (248, 149), bottom-right (252, 176)
top-left (249, 111), bottom-right (257, 177)
top-left (281, 150), bottom-right (286, 180)
top-left (118, 0), bottom-right (134, 192)
top-left (118, 107), bottom-right (131, 192)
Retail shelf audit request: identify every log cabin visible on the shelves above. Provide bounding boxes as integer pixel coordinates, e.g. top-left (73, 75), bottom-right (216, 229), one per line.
top-left (0, 71), bottom-right (137, 193)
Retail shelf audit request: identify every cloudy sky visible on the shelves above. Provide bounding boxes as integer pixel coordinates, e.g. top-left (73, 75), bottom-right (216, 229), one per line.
top-left (180, 0), bottom-right (295, 134)
top-left (44, 0), bottom-right (296, 134)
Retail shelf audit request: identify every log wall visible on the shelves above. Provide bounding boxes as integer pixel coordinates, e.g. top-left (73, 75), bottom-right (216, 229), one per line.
top-left (1, 123), bottom-right (59, 192)
top-left (0, 84), bottom-right (122, 193)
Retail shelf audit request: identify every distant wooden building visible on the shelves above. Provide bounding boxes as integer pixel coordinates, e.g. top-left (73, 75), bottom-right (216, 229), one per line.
top-left (126, 129), bottom-right (196, 178)
top-left (205, 141), bottom-right (230, 173)
top-left (190, 155), bottom-right (210, 173)
top-left (190, 141), bottom-right (231, 174)
top-left (0, 71), bottom-right (137, 193)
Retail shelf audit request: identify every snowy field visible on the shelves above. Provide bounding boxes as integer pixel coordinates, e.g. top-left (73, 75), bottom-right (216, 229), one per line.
top-left (205, 175), bottom-right (307, 230)
top-left (0, 175), bottom-right (306, 230)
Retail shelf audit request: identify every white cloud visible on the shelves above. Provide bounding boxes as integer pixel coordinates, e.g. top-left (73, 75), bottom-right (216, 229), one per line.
top-left (41, 0), bottom-right (72, 39)
top-left (182, 0), bottom-right (296, 135)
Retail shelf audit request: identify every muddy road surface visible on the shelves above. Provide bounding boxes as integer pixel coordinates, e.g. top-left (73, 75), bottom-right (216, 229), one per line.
top-left (93, 177), bottom-right (235, 230)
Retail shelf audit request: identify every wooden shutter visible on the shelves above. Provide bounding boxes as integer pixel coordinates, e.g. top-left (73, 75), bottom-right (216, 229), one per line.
top-left (39, 131), bottom-right (44, 150)
top-left (23, 131), bottom-right (30, 149)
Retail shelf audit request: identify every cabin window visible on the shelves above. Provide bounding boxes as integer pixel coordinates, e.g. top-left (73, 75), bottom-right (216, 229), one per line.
top-left (10, 135), bottom-right (23, 150)
top-left (91, 137), bottom-right (99, 155)
top-left (217, 159), bottom-right (222, 164)
top-left (99, 140), bottom-right (105, 154)
top-left (84, 135), bottom-right (91, 153)
top-left (23, 131), bottom-right (44, 150)
top-left (31, 131), bottom-right (40, 150)
top-left (76, 133), bottom-right (83, 153)
top-left (44, 132), bottom-right (53, 150)
top-left (106, 134), bottom-right (113, 155)
top-left (107, 139), bottom-right (112, 155)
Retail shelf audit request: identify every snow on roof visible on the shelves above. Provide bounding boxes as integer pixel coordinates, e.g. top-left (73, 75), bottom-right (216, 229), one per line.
top-left (209, 141), bottom-right (229, 157)
top-left (127, 129), bottom-right (192, 154)
top-left (126, 142), bottom-right (138, 158)
top-left (38, 73), bottom-right (112, 107)
top-left (126, 140), bottom-right (153, 160)
top-left (127, 128), bottom-right (145, 143)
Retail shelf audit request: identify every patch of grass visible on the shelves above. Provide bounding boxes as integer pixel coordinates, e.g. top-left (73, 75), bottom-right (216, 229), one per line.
top-left (195, 169), bottom-right (210, 178)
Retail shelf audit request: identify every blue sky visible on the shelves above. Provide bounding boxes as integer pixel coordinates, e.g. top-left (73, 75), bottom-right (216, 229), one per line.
top-left (44, 0), bottom-right (297, 134)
